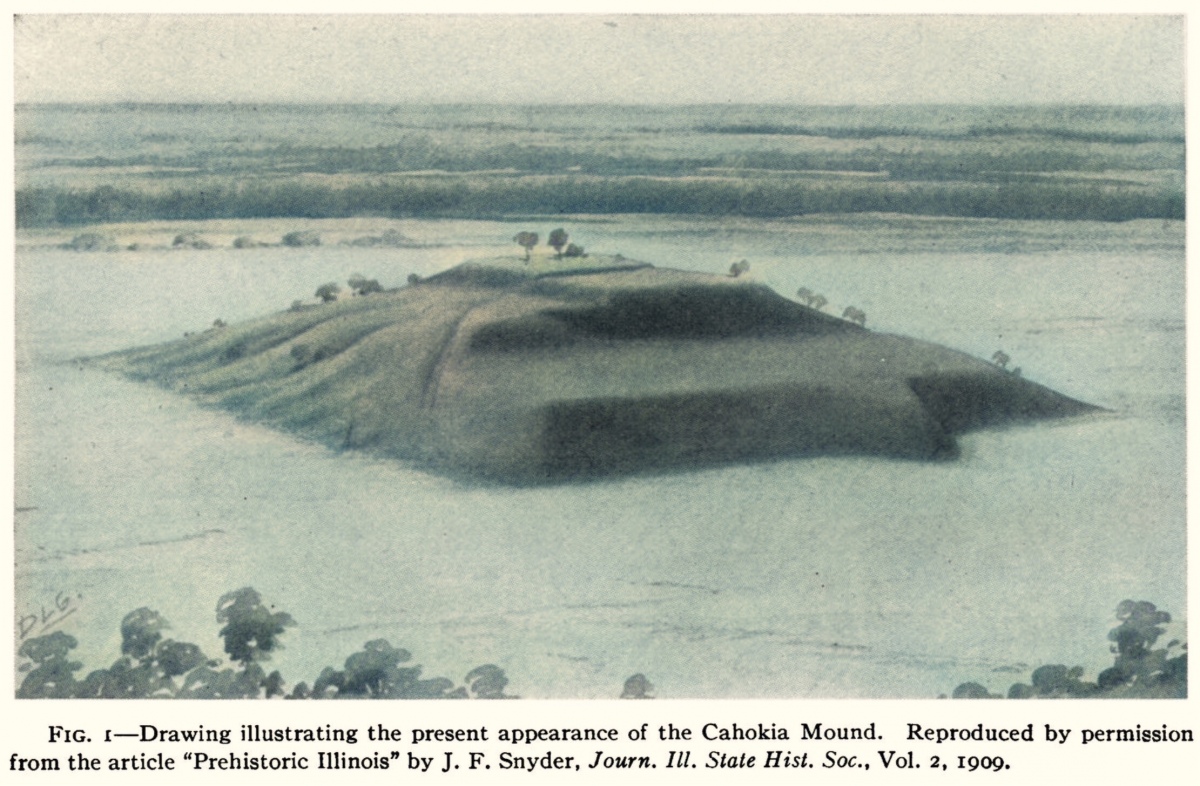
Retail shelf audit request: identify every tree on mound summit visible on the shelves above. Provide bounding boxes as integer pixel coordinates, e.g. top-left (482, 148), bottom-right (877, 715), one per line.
top-left (548, 228), bottom-right (569, 258)
top-left (513, 231), bottom-right (538, 261)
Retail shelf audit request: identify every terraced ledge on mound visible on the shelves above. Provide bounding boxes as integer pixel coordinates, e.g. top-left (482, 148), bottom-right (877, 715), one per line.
top-left (93, 254), bottom-right (1101, 484)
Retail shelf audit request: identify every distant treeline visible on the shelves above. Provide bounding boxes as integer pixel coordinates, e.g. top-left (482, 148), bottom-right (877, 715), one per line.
top-left (31, 137), bottom-right (1182, 180)
top-left (18, 102), bottom-right (1183, 226)
top-left (16, 176), bottom-right (1184, 227)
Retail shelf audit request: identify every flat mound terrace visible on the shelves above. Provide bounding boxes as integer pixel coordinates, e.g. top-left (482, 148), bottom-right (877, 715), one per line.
top-left (94, 254), bottom-right (1100, 484)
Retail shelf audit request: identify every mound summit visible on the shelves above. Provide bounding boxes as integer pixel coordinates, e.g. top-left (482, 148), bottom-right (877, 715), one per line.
top-left (96, 255), bottom-right (1099, 483)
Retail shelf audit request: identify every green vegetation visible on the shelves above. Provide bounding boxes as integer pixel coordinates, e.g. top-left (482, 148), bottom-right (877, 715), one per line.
top-left (23, 590), bottom-right (1169, 699)
top-left (951, 601), bottom-right (1186, 699)
top-left (17, 175), bottom-right (1183, 227)
top-left (548, 228), bottom-right (569, 257)
top-left (16, 588), bottom-right (512, 700)
top-left (348, 274), bottom-right (383, 296)
top-left (172, 232), bottom-right (212, 249)
top-left (314, 282), bottom-right (341, 303)
top-left (513, 230), bottom-right (538, 260)
top-left (62, 232), bottom-right (119, 251)
top-left (282, 230), bottom-right (321, 247)
top-left (841, 306), bottom-right (867, 327)
top-left (343, 228), bottom-right (417, 248)
top-left (16, 587), bottom-right (655, 700)
top-left (15, 104), bottom-right (1184, 226)
top-left (95, 255), bottom-right (1097, 483)
top-left (620, 674), bottom-right (655, 699)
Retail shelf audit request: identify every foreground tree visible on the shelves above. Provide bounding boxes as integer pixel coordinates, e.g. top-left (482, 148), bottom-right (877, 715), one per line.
top-left (16, 631), bottom-right (83, 698)
top-left (621, 673), bottom-right (655, 699)
top-left (216, 587), bottom-right (295, 668)
top-left (952, 600), bottom-right (1187, 699)
top-left (307, 639), bottom-right (466, 699)
top-left (173, 587), bottom-right (296, 699)
top-left (1097, 600), bottom-right (1181, 691)
top-left (77, 608), bottom-right (210, 698)
top-left (466, 664), bottom-right (515, 699)
top-left (16, 587), bottom-right (532, 700)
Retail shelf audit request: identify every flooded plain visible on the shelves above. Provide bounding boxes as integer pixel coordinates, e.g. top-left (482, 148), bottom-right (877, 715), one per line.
top-left (14, 214), bottom-right (1185, 698)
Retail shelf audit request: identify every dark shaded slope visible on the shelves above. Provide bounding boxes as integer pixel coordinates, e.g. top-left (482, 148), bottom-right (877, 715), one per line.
top-left (908, 372), bottom-right (1094, 432)
top-left (468, 283), bottom-right (851, 352)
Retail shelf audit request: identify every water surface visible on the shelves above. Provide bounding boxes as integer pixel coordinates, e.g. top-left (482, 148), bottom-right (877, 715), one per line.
top-left (14, 215), bottom-right (1185, 698)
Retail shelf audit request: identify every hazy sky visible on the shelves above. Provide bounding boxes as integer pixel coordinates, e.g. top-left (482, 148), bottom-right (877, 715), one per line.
top-left (12, 14), bottom-right (1185, 105)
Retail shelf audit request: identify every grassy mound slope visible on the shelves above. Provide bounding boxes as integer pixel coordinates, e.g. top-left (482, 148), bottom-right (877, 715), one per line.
top-left (96, 255), bottom-right (1099, 483)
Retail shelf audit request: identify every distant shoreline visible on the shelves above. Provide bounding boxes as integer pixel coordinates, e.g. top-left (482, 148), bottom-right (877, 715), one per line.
top-left (17, 103), bottom-right (1184, 226)
top-left (15, 177), bottom-right (1183, 228)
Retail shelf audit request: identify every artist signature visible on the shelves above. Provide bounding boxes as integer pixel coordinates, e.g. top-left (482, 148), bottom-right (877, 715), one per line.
top-left (17, 591), bottom-right (82, 641)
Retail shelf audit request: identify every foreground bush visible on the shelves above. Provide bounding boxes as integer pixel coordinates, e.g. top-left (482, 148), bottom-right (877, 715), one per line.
top-left (16, 587), bottom-right (511, 700)
top-left (952, 600), bottom-right (1186, 699)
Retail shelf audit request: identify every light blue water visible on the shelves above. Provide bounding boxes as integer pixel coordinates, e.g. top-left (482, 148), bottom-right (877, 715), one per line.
top-left (14, 215), bottom-right (1185, 698)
